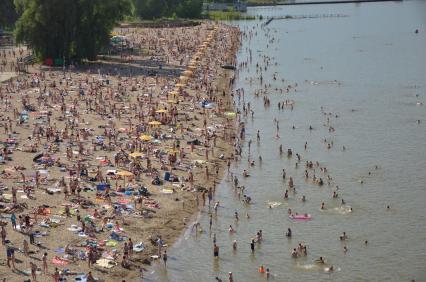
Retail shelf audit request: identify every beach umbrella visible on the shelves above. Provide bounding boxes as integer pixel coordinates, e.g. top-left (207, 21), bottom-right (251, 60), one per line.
top-left (139, 135), bottom-right (153, 142)
top-left (183, 70), bottom-right (193, 76)
top-left (148, 121), bottom-right (162, 126)
top-left (175, 83), bottom-right (185, 88)
top-left (224, 112), bottom-right (237, 118)
top-left (167, 99), bottom-right (177, 104)
top-left (155, 109), bottom-right (168, 113)
top-left (117, 170), bottom-right (133, 177)
top-left (179, 75), bottom-right (189, 83)
top-left (117, 170), bottom-right (134, 186)
top-left (129, 152), bottom-right (145, 158)
top-left (169, 90), bottom-right (179, 96)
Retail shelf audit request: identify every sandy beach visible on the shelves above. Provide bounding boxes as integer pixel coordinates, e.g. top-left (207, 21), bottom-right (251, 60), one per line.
top-left (0, 22), bottom-right (240, 281)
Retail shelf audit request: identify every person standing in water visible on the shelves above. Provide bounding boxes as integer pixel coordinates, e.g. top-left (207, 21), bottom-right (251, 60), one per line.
top-left (163, 250), bottom-right (168, 267)
top-left (213, 244), bottom-right (219, 257)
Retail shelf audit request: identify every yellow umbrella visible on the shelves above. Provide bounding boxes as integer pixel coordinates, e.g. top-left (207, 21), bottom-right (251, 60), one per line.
top-left (129, 152), bottom-right (145, 158)
top-left (224, 111), bottom-right (237, 118)
top-left (183, 70), bottom-right (193, 76)
top-left (169, 90), bottom-right (179, 96)
top-left (156, 109), bottom-right (168, 113)
top-left (117, 170), bottom-right (134, 177)
top-left (167, 99), bottom-right (177, 104)
top-left (148, 121), bottom-right (162, 126)
top-left (175, 83), bottom-right (185, 88)
top-left (179, 75), bottom-right (189, 82)
top-left (168, 149), bottom-right (180, 154)
top-left (116, 170), bottom-right (134, 186)
top-left (139, 135), bottom-right (153, 141)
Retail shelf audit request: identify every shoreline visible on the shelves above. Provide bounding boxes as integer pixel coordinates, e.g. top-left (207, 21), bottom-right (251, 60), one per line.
top-left (0, 22), bottom-right (241, 281)
top-left (246, 0), bottom-right (402, 6)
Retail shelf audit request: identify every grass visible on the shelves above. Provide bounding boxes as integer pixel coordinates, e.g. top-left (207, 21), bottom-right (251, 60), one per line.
top-left (204, 10), bottom-right (256, 20)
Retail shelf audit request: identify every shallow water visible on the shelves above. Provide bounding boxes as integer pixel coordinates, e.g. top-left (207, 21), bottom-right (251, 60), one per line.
top-left (151, 1), bottom-right (426, 281)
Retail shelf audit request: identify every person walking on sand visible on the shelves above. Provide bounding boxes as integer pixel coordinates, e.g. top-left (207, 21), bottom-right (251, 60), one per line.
top-left (30, 261), bottom-right (38, 281)
top-left (23, 239), bottom-right (29, 257)
top-left (42, 252), bottom-right (48, 274)
top-left (53, 267), bottom-right (61, 282)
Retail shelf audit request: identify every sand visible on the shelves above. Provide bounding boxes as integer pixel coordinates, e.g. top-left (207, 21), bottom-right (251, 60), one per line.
top-left (0, 23), bottom-right (240, 281)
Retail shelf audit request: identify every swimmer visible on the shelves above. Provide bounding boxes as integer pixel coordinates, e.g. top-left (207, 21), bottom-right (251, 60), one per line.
top-left (340, 232), bottom-right (348, 241)
top-left (301, 195), bottom-right (306, 202)
top-left (246, 213), bottom-right (250, 219)
top-left (291, 248), bottom-right (298, 258)
top-left (229, 225), bottom-right (235, 233)
top-left (259, 265), bottom-right (265, 274)
top-left (232, 240), bottom-right (237, 250)
top-left (286, 228), bottom-right (292, 238)
top-left (234, 211), bottom-right (239, 220)
top-left (343, 246), bottom-right (348, 253)
top-left (321, 202), bottom-right (325, 210)
top-left (315, 256), bottom-right (325, 264)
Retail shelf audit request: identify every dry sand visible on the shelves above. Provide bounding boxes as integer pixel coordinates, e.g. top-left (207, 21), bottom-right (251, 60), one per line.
top-left (0, 23), bottom-right (240, 281)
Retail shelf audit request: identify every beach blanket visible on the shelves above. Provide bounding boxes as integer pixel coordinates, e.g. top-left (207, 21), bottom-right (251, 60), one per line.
top-left (95, 258), bottom-right (116, 269)
top-left (52, 256), bottom-right (69, 265)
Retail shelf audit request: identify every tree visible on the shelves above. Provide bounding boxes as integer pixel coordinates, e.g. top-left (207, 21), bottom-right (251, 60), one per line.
top-left (133, 0), bottom-right (168, 19)
top-left (0, 0), bottom-right (19, 29)
top-left (175, 0), bottom-right (203, 19)
top-left (14, 0), bottom-right (131, 62)
top-left (133, 0), bottom-right (203, 20)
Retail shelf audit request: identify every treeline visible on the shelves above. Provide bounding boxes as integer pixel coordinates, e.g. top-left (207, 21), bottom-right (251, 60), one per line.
top-left (0, 0), bottom-right (205, 63)
top-left (132, 0), bottom-right (203, 20)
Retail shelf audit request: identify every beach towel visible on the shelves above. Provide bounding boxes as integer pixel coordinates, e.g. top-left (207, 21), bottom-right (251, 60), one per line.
top-left (95, 258), bottom-right (116, 269)
top-left (52, 256), bottom-right (69, 265)
top-left (105, 240), bottom-right (117, 247)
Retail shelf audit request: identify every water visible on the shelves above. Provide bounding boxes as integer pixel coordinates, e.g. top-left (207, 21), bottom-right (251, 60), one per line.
top-left (151, 1), bottom-right (426, 281)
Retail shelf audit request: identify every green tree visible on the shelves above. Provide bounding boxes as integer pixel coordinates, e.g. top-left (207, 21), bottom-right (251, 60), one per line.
top-left (14, 0), bottom-right (131, 62)
top-left (175, 0), bottom-right (203, 19)
top-left (133, 0), bottom-right (168, 19)
top-left (0, 0), bottom-right (19, 29)
top-left (133, 0), bottom-right (203, 20)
